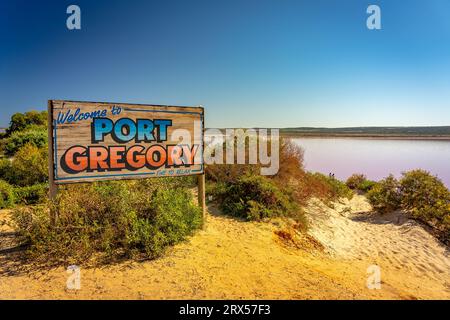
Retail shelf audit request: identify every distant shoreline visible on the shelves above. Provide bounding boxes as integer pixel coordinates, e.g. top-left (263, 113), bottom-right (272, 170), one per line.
top-left (280, 133), bottom-right (450, 141)
top-left (206, 126), bottom-right (450, 141)
top-left (206, 133), bottom-right (450, 141)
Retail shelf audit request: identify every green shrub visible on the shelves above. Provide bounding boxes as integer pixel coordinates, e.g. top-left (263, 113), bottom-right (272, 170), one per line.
top-left (346, 174), bottom-right (367, 189)
top-left (367, 175), bottom-right (402, 213)
top-left (215, 174), bottom-right (300, 221)
top-left (10, 179), bottom-right (202, 264)
top-left (0, 179), bottom-right (15, 209)
top-left (309, 173), bottom-right (353, 200)
top-left (358, 179), bottom-right (377, 193)
top-left (204, 134), bottom-right (262, 183)
top-left (273, 138), bottom-right (305, 182)
top-left (399, 170), bottom-right (449, 236)
top-left (327, 176), bottom-right (354, 200)
top-left (14, 183), bottom-right (48, 205)
top-left (206, 163), bottom-right (260, 184)
top-left (367, 170), bottom-right (450, 243)
top-left (124, 187), bottom-right (203, 258)
top-left (3, 126), bottom-right (47, 155)
top-left (205, 181), bottom-right (227, 200)
top-left (9, 143), bottom-right (48, 186)
top-left (206, 138), bottom-right (354, 210)
top-left (346, 174), bottom-right (376, 193)
top-left (0, 158), bottom-right (12, 182)
top-left (6, 111), bottom-right (47, 136)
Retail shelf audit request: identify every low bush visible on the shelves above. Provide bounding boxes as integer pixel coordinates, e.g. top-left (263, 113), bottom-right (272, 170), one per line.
top-left (0, 179), bottom-right (15, 209)
top-left (3, 126), bottom-right (47, 156)
top-left (272, 139), bottom-right (322, 205)
top-left (346, 174), bottom-right (376, 193)
top-left (215, 174), bottom-right (302, 223)
top-left (204, 132), bottom-right (265, 183)
top-left (399, 170), bottom-right (449, 238)
top-left (10, 179), bottom-right (202, 264)
top-left (368, 170), bottom-right (449, 243)
top-left (308, 173), bottom-right (353, 200)
top-left (346, 174), bottom-right (367, 189)
top-left (206, 137), bottom-right (302, 184)
top-left (206, 163), bottom-right (260, 184)
top-left (273, 138), bottom-right (305, 182)
top-left (358, 179), bottom-right (377, 193)
top-left (327, 176), bottom-right (354, 200)
top-left (6, 111), bottom-right (47, 136)
top-left (366, 175), bottom-right (402, 213)
top-left (205, 180), bottom-right (227, 201)
top-left (9, 143), bottom-right (48, 186)
top-left (14, 183), bottom-right (48, 205)
top-left (0, 158), bottom-right (12, 182)
top-left (207, 138), bottom-right (353, 225)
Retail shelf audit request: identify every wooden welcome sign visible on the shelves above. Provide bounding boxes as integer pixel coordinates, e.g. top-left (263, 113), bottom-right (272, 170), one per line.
top-left (47, 100), bottom-right (206, 224)
top-left (48, 100), bottom-right (204, 184)
top-left (48, 100), bottom-right (206, 226)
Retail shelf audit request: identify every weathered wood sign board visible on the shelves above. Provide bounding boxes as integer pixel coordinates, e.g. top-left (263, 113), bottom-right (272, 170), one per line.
top-left (49, 100), bottom-right (204, 184)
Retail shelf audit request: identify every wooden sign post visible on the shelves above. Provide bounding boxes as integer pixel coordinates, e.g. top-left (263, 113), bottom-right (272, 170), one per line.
top-left (47, 100), bottom-right (206, 224)
top-left (197, 173), bottom-right (206, 229)
top-left (47, 101), bottom-right (58, 224)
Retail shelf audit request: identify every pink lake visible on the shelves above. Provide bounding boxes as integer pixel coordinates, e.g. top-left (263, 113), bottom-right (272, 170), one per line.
top-left (293, 138), bottom-right (450, 187)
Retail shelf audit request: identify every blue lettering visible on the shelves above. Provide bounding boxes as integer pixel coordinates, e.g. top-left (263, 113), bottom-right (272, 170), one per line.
top-left (137, 119), bottom-right (154, 142)
top-left (154, 119), bottom-right (172, 142)
top-left (92, 118), bottom-right (113, 142)
top-left (114, 118), bottom-right (136, 142)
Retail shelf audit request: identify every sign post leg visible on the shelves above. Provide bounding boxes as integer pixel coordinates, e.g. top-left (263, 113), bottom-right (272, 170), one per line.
top-left (47, 100), bottom-right (58, 224)
top-left (197, 173), bottom-right (206, 229)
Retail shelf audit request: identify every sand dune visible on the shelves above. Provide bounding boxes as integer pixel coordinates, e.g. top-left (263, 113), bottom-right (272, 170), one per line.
top-left (306, 195), bottom-right (450, 299)
top-left (0, 197), bottom-right (449, 299)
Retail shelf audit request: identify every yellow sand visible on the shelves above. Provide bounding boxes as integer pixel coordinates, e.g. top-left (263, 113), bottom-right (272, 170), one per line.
top-left (0, 196), bottom-right (449, 300)
top-left (306, 195), bottom-right (450, 299)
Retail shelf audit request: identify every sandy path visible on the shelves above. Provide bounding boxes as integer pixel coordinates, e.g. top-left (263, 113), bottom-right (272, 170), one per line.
top-left (0, 197), bottom-right (449, 300)
top-left (306, 195), bottom-right (450, 299)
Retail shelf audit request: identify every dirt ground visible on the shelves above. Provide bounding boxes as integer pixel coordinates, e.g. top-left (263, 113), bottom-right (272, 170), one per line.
top-left (0, 196), bottom-right (449, 300)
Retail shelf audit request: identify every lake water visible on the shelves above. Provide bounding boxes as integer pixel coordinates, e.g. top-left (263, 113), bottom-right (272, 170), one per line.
top-left (292, 138), bottom-right (450, 187)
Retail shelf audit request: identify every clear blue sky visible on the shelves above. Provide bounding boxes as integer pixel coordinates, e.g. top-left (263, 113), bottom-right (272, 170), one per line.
top-left (1, 0), bottom-right (450, 128)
